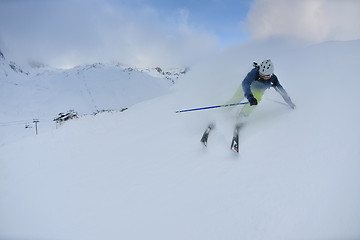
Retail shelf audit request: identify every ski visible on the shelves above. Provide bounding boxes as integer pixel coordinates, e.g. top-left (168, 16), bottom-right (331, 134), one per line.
top-left (230, 124), bottom-right (242, 153)
top-left (200, 123), bottom-right (215, 147)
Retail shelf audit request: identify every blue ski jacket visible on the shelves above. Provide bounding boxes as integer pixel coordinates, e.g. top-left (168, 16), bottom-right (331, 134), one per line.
top-left (242, 67), bottom-right (295, 109)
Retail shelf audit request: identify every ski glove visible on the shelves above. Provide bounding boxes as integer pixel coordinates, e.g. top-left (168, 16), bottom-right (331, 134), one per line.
top-left (247, 94), bottom-right (258, 106)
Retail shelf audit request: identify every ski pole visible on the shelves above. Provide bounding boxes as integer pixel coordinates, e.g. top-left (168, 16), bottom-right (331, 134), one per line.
top-left (176, 102), bottom-right (249, 113)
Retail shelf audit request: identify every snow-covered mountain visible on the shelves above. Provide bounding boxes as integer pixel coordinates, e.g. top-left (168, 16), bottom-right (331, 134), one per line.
top-left (0, 58), bottom-right (187, 146)
top-left (0, 49), bottom-right (29, 77)
top-left (1, 40), bottom-right (360, 240)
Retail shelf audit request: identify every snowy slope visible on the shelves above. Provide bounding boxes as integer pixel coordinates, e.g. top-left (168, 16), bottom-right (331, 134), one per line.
top-left (1, 40), bottom-right (360, 240)
top-left (0, 49), bottom-right (29, 78)
top-left (0, 61), bottom-right (185, 146)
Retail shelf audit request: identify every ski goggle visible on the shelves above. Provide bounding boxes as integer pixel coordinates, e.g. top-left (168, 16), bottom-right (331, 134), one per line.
top-left (260, 73), bottom-right (272, 80)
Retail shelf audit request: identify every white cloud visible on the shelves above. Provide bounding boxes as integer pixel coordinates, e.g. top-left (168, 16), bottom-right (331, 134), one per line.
top-left (245, 0), bottom-right (360, 43)
top-left (0, 0), bottom-right (219, 68)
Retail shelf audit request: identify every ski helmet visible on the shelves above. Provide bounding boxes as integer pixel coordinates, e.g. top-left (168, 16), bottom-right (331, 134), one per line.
top-left (259, 59), bottom-right (274, 76)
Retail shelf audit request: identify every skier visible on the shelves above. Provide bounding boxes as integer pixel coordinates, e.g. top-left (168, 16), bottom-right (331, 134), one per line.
top-left (228, 59), bottom-right (295, 119)
top-left (229, 59), bottom-right (296, 152)
top-left (201, 59), bottom-right (296, 152)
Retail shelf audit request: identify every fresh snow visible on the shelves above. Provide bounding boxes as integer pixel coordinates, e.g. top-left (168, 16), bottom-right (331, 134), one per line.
top-left (1, 40), bottom-right (360, 240)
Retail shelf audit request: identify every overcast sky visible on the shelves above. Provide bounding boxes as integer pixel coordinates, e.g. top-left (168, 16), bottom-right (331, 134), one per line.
top-left (0, 0), bottom-right (359, 68)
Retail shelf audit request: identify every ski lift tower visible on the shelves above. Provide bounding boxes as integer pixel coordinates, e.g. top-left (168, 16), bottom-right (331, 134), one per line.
top-left (33, 119), bottom-right (39, 135)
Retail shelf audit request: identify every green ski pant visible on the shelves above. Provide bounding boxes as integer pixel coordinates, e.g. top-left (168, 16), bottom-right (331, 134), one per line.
top-left (228, 87), bottom-right (264, 117)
